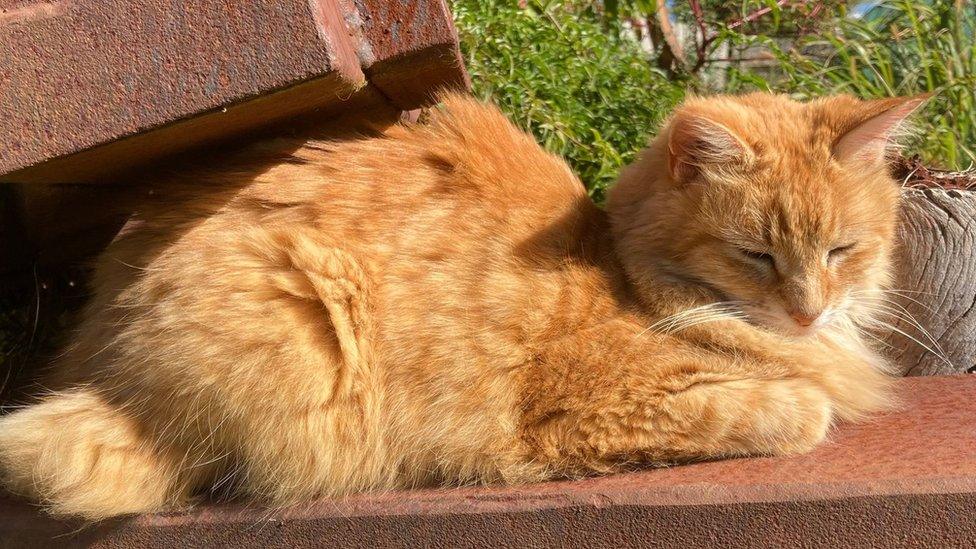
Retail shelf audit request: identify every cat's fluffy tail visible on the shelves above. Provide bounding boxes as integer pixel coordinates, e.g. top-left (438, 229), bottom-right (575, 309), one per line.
top-left (0, 389), bottom-right (192, 520)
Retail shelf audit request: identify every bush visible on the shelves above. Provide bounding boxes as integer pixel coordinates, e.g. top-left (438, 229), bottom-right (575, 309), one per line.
top-left (456, 1), bottom-right (974, 173)
top-left (452, 0), bottom-right (685, 200)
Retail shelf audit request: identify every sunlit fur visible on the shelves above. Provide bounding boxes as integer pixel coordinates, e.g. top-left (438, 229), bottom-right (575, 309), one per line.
top-left (0, 92), bottom-right (921, 520)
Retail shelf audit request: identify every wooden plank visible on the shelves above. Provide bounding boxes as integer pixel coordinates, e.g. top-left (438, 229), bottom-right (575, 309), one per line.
top-left (890, 188), bottom-right (976, 375)
top-left (1, 375), bottom-right (973, 547)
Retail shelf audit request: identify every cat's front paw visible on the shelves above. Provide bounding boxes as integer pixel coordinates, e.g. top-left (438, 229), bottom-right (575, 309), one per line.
top-left (758, 379), bottom-right (833, 455)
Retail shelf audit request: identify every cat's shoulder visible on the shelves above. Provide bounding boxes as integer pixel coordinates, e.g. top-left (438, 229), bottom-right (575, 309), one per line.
top-left (406, 93), bottom-right (589, 205)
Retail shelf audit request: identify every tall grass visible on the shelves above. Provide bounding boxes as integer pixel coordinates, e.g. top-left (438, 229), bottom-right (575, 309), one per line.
top-left (726, 0), bottom-right (976, 169)
top-left (452, 0), bottom-right (685, 200)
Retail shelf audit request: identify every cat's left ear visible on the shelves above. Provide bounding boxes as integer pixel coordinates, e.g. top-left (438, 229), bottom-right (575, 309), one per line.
top-left (832, 94), bottom-right (932, 167)
top-left (666, 113), bottom-right (755, 183)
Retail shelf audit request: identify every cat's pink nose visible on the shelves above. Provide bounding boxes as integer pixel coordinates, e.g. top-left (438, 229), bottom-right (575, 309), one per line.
top-left (789, 311), bottom-right (820, 327)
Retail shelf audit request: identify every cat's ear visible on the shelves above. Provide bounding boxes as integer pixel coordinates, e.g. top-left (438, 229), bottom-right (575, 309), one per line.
top-left (832, 94), bottom-right (931, 167)
top-left (667, 114), bottom-right (753, 183)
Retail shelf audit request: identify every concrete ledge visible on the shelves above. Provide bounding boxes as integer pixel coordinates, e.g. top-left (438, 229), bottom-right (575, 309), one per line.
top-left (2, 375), bottom-right (974, 548)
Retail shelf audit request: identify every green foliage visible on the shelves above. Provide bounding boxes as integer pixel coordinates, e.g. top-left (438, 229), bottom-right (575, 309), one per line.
top-left (667, 0), bottom-right (846, 36)
top-left (455, 0), bottom-right (974, 172)
top-left (724, 0), bottom-right (976, 169)
top-left (451, 0), bottom-right (685, 200)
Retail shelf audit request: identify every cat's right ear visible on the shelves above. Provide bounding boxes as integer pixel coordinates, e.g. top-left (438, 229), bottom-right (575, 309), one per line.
top-left (667, 114), bottom-right (753, 183)
top-left (832, 94), bottom-right (931, 169)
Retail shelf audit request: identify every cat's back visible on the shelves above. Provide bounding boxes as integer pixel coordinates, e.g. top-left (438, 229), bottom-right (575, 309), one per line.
top-left (62, 94), bottom-right (604, 387)
top-left (246, 93), bottom-right (592, 252)
top-left (114, 93), bottom-right (590, 265)
top-left (53, 94), bottom-right (606, 472)
top-left (89, 93), bottom-right (589, 273)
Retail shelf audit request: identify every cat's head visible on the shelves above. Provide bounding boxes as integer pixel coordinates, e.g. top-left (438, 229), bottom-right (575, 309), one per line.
top-left (608, 93), bottom-right (928, 336)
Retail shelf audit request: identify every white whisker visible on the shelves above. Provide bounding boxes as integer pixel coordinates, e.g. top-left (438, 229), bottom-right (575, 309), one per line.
top-left (855, 298), bottom-right (950, 360)
top-left (851, 288), bottom-right (935, 312)
top-left (638, 301), bottom-right (747, 338)
top-left (855, 306), bottom-right (953, 369)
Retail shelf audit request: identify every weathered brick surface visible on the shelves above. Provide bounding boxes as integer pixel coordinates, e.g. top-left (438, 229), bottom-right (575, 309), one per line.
top-left (0, 0), bottom-right (364, 178)
top-left (345, 0), bottom-right (470, 108)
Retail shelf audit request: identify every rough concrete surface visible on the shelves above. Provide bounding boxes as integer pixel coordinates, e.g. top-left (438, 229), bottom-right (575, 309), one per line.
top-left (2, 375), bottom-right (974, 548)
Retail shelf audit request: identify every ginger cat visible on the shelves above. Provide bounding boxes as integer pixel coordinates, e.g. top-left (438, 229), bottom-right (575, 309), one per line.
top-left (0, 92), bottom-right (924, 520)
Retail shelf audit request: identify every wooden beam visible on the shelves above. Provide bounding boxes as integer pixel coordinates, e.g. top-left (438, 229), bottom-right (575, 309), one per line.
top-left (890, 188), bottom-right (976, 375)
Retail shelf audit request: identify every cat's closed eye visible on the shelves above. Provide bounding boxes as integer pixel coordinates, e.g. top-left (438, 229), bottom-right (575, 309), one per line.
top-left (827, 243), bottom-right (856, 263)
top-left (736, 246), bottom-right (776, 269)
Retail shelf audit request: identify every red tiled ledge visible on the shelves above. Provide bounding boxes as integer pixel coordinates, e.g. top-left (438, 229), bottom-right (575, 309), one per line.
top-left (2, 375), bottom-right (974, 548)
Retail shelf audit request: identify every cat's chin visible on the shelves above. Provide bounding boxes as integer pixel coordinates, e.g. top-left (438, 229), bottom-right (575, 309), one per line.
top-left (768, 315), bottom-right (857, 341)
top-left (765, 322), bottom-right (824, 339)
top-left (780, 325), bottom-right (819, 338)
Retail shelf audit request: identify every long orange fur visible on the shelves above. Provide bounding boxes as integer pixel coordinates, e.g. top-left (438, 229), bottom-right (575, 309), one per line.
top-left (0, 92), bottom-right (924, 519)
